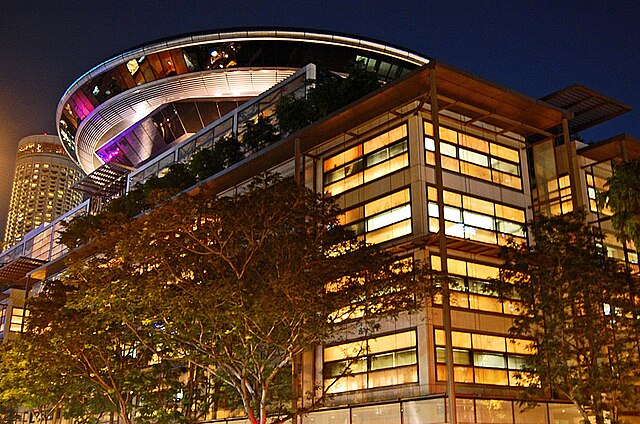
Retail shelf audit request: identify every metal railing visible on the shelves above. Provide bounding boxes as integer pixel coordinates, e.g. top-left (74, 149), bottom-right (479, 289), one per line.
top-left (128, 64), bottom-right (316, 189)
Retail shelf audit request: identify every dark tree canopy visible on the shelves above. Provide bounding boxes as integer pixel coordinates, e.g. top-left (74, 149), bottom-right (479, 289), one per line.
top-left (494, 211), bottom-right (640, 424)
top-left (275, 63), bottom-right (381, 135)
top-left (26, 174), bottom-right (432, 424)
top-left (598, 159), bottom-right (640, 249)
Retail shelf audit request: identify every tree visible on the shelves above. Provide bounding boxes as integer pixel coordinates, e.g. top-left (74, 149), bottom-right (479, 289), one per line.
top-left (0, 335), bottom-right (69, 424)
top-left (61, 174), bottom-right (430, 424)
top-left (189, 134), bottom-right (244, 181)
top-left (598, 159), bottom-right (640, 249)
top-left (276, 63), bottom-right (381, 135)
top-left (23, 277), bottom-right (183, 424)
top-left (274, 94), bottom-right (316, 136)
top-left (494, 211), bottom-right (640, 424)
top-left (241, 114), bottom-right (280, 151)
top-left (0, 326), bottom-right (115, 424)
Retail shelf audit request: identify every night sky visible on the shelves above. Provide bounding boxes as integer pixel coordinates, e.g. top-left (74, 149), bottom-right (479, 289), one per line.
top-left (1, 1), bottom-right (638, 241)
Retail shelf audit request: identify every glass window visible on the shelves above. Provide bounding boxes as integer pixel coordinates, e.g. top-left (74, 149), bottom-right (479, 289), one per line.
top-left (340, 189), bottom-right (412, 244)
top-left (459, 133), bottom-right (489, 153)
top-left (324, 330), bottom-right (418, 394)
top-left (9, 307), bottom-right (25, 332)
top-left (441, 143), bottom-right (457, 158)
top-left (305, 409), bottom-right (350, 424)
top-left (459, 147), bottom-right (489, 167)
top-left (324, 125), bottom-right (409, 195)
top-left (455, 398), bottom-right (476, 423)
top-left (436, 347), bottom-right (472, 365)
top-left (548, 403), bottom-right (582, 424)
top-left (472, 333), bottom-right (507, 352)
top-left (403, 399), bottom-right (447, 424)
top-left (424, 121), bottom-right (522, 190)
top-left (451, 330), bottom-right (472, 348)
top-left (435, 329), bottom-right (533, 387)
top-left (0, 306), bottom-right (6, 333)
top-left (475, 399), bottom-right (513, 423)
top-left (474, 352), bottom-right (507, 368)
top-left (427, 186), bottom-right (526, 246)
top-left (352, 404), bottom-right (401, 424)
top-left (463, 211), bottom-right (495, 230)
top-left (507, 355), bottom-right (528, 370)
top-left (515, 404), bottom-right (548, 424)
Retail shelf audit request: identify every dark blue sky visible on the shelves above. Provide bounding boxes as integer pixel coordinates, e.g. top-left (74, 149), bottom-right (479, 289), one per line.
top-left (0, 1), bottom-right (638, 239)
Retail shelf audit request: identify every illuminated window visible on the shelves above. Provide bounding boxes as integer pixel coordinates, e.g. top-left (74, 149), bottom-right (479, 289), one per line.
top-left (585, 165), bottom-right (613, 216)
top-left (324, 125), bottom-right (409, 196)
top-left (329, 257), bottom-right (415, 322)
top-left (339, 189), bottom-right (412, 244)
top-left (434, 329), bottom-right (534, 386)
top-left (424, 122), bottom-right (522, 190)
top-left (431, 256), bottom-right (519, 315)
top-left (324, 330), bottom-right (418, 393)
top-left (9, 308), bottom-right (26, 332)
top-left (532, 173), bottom-right (573, 216)
top-left (426, 186), bottom-right (526, 246)
top-left (0, 306), bottom-right (6, 333)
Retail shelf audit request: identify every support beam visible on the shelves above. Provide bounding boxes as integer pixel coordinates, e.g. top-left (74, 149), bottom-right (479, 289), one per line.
top-left (562, 118), bottom-right (584, 211)
top-left (437, 94), bottom-right (555, 138)
top-left (429, 67), bottom-right (458, 424)
top-left (294, 137), bottom-right (301, 185)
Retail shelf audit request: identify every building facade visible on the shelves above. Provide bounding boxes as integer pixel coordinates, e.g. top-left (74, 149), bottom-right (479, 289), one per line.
top-left (4, 135), bottom-right (84, 247)
top-left (0, 29), bottom-right (637, 423)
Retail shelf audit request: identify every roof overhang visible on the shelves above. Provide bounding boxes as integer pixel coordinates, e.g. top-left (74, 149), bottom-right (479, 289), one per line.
top-left (296, 62), bottom-right (570, 148)
top-left (188, 63), bottom-right (569, 198)
top-left (541, 84), bottom-right (631, 133)
top-left (430, 62), bottom-right (570, 137)
top-left (72, 161), bottom-right (134, 197)
top-left (0, 257), bottom-right (47, 288)
top-left (578, 133), bottom-right (640, 163)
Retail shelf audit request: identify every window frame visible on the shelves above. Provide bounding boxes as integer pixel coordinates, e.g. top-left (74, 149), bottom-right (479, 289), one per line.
top-left (424, 121), bottom-right (523, 191)
top-left (340, 187), bottom-right (413, 245)
top-left (434, 328), bottom-right (534, 387)
top-left (323, 124), bottom-right (410, 196)
top-left (323, 329), bottom-right (419, 393)
top-left (426, 185), bottom-right (527, 246)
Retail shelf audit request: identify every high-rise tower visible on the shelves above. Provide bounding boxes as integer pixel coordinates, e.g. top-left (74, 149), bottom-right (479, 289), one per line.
top-left (4, 134), bottom-right (84, 247)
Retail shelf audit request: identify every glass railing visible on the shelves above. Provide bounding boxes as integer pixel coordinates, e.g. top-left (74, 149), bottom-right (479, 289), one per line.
top-left (0, 200), bottom-right (90, 267)
top-left (128, 64), bottom-right (316, 188)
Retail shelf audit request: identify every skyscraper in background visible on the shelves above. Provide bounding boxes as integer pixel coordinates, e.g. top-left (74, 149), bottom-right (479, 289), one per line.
top-left (3, 134), bottom-right (84, 247)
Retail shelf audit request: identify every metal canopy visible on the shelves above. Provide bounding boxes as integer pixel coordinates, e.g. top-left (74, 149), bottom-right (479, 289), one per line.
top-left (0, 257), bottom-right (47, 287)
top-left (72, 162), bottom-right (132, 197)
top-left (578, 133), bottom-right (640, 163)
top-left (541, 84), bottom-right (631, 134)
